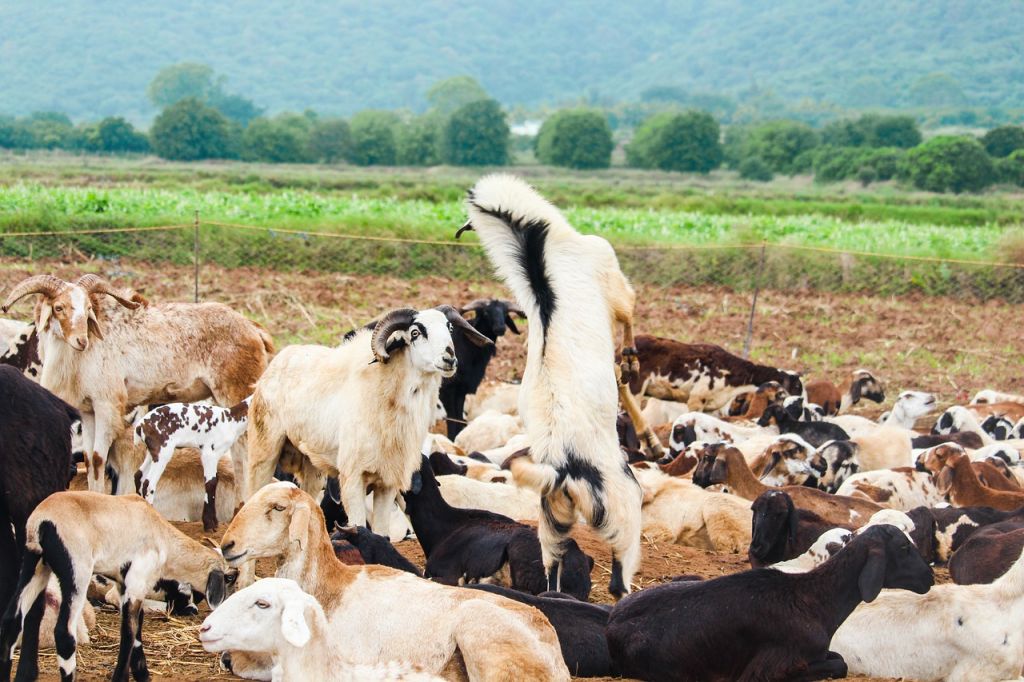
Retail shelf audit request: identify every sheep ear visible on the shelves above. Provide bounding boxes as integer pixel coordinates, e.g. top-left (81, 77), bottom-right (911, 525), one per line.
top-left (205, 570), bottom-right (227, 608)
top-left (760, 452), bottom-right (781, 479)
top-left (708, 457), bottom-right (727, 484)
top-left (787, 503), bottom-right (800, 545)
top-left (325, 477), bottom-right (341, 505)
top-left (87, 308), bottom-right (103, 340)
top-left (409, 470), bottom-right (423, 495)
top-left (935, 467), bottom-right (955, 496)
top-left (37, 304), bottom-right (52, 332)
top-left (280, 599), bottom-right (312, 648)
top-left (858, 547), bottom-right (886, 603)
top-left (504, 313), bottom-right (521, 335)
top-left (850, 378), bottom-right (863, 403)
top-left (288, 502), bottom-right (311, 551)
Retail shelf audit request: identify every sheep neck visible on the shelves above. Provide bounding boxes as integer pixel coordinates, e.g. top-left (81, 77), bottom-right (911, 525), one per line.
top-left (798, 538), bottom-right (875, 635)
top-left (948, 455), bottom-right (997, 506)
top-left (277, 517), bottom-right (358, 612)
top-left (724, 451), bottom-right (768, 500)
top-left (402, 473), bottom-right (464, 557)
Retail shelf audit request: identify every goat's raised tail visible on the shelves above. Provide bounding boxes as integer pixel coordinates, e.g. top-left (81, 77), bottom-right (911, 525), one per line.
top-left (461, 174), bottom-right (573, 342)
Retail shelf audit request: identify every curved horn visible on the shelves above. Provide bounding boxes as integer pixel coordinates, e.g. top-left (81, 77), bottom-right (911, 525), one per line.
top-left (2, 275), bottom-right (66, 313)
top-left (75, 274), bottom-right (141, 310)
top-left (459, 299), bottom-right (491, 315)
top-left (435, 305), bottom-right (494, 348)
top-left (503, 301), bottom-right (526, 318)
top-left (370, 308), bottom-right (418, 363)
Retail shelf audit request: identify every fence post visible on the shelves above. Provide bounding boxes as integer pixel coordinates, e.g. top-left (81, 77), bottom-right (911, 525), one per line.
top-left (742, 242), bottom-right (767, 359)
top-left (193, 210), bottom-right (200, 303)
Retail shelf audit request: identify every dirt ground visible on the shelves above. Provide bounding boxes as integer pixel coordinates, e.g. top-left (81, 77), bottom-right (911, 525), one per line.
top-left (1, 256), bottom-right (1005, 681)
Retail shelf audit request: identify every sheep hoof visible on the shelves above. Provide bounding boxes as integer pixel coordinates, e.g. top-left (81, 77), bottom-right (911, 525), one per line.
top-left (220, 652), bottom-right (233, 672)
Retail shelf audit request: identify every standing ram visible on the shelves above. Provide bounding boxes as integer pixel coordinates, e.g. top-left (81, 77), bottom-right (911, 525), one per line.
top-left (244, 305), bottom-right (491, 534)
top-left (1, 274), bottom-right (273, 494)
top-left (458, 174), bottom-right (643, 599)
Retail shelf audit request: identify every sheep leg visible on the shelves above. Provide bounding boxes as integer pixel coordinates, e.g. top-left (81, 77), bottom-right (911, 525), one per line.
top-left (538, 496), bottom-right (573, 592)
top-left (139, 444), bottom-right (175, 505)
top-left (370, 486), bottom-right (396, 539)
top-left (617, 381), bottom-right (665, 460)
top-left (199, 447), bottom-right (221, 532)
top-left (787, 652), bottom-right (847, 682)
top-left (128, 606), bottom-right (149, 682)
top-left (51, 570), bottom-right (89, 682)
top-left (115, 557), bottom-right (156, 682)
top-left (1, 551), bottom-right (46, 681)
top-left (340, 474), bottom-right (368, 528)
top-left (88, 403), bottom-right (121, 494)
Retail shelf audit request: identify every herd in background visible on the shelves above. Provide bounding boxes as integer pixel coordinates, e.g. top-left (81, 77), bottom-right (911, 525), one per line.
top-left (0, 174), bottom-right (1022, 681)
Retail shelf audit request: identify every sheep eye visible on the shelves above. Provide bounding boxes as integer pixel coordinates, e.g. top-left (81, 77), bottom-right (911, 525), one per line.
top-left (448, 322), bottom-right (454, 332)
top-left (272, 504), bottom-right (285, 512)
top-left (54, 305), bottom-right (64, 313)
top-left (410, 329), bottom-right (419, 339)
top-left (255, 599), bottom-right (270, 609)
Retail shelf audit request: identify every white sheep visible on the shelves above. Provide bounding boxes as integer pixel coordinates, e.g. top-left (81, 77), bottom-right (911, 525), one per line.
top-left (835, 468), bottom-right (943, 510)
top-left (135, 397), bottom-right (250, 531)
top-left (463, 174), bottom-right (643, 598)
top-left (200, 578), bottom-right (443, 682)
top-left (244, 306), bottom-right (491, 535)
top-left (1, 274), bottom-right (272, 493)
top-left (0, 491), bottom-right (229, 681)
top-left (771, 509), bottom-right (917, 573)
top-left (437, 473), bottom-right (541, 520)
top-left (970, 389), bottom-right (1024, 406)
top-left (832, 545), bottom-right (1024, 681)
top-left (453, 410), bottom-right (524, 454)
top-left (464, 380), bottom-right (521, 420)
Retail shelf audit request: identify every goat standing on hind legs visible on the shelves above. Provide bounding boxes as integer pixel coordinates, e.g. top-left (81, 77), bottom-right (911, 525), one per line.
top-left (458, 174), bottom-right (643, 600)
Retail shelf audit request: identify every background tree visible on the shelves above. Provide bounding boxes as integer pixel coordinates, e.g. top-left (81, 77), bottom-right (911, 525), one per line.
top-left (147, 63), bottom-right (216, 109)
top-left (626, 110), bottom-right (722, 173)
top-left (307, 118), bottom-right (352, 163)
top-left (535, 109), bottom-right (613, 169)
top-left (981, 125), bottom-right (1024, 158)
top-left (396, 116), bottom-right (442, 166)
top-left (908, 72), bottom-right (968, 108)
top-left (149, 98), bottom-right (235, 160)
top-left (442, 99), bottom-right (508, 166)
top-left (995, 150), bottom-right (1024, 186)
top-left (349, 110), bottom-right (399, 165)
top-left (899, 135), bottom-right (994, 193)
top-left (207, 91), bottom-right (263, 125)
top-left (242, 115), bottom-right (313, 163)
top-left (426, 76), bottom-right (489, 116)
top-left (737, 156), bottom-right (773, 181)
top-left (90, 117), bottom-right (149, 153)
top-left (743, 120), bottom-right (819, 174)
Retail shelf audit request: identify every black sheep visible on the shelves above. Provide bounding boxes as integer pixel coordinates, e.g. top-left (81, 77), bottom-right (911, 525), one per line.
top-left (403, 455), bottom-right (593, 600)
top-left (748, 490), bottom-right (849, 567)
top-left (329, 525), bottom-right (421, 576)
top-left (466, 584), bottom-right (614, 678)
top-left (607, 525), bottom-right (934, 682)
top-left (907, 504), bottom-right (1024, 564)
top-left (439, 299), bottom-right (524, 439)
top-left (758, 402), bottom-right (849, 448)
top-left (0, 366), bottom-right (77, 620)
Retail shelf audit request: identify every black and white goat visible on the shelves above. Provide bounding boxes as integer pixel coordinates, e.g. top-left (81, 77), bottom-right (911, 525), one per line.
top-left (460, 174), bottom-right (643, 599)
top-left (135, 397), bottom-right (251, 531)
top-left (439, 299), bottom-right (525, 439)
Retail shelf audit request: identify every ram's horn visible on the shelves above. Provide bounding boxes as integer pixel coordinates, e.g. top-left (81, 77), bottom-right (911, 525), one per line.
top-left (459, 299), bottom-right (491, 314)
top-left (370, 308), bottom-right (418, 363)
top-left (504, 301), bottom-right (526, 317)
top-left (75, 274), bottom-right (141, 309)
top-left (1, 275), bottom-right (66, 313)
top-left (435, 305), bottom-right (493, 348)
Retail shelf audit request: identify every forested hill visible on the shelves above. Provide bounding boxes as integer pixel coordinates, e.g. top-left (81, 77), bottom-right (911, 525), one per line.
top-left (3, 0), bottom-right (1022, 121)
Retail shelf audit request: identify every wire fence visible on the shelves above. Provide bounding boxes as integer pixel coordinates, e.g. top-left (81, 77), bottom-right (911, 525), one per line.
top-left (1, 218), bottom-right (1021, 395)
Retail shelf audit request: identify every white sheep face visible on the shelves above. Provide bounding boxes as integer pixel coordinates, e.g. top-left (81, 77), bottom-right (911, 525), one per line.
top-left (894, 391), bottom-right (937, 420)
top-left (404, 309), bottom-right (458, 378)
top-left (199, 577), bottom-right (319, 654)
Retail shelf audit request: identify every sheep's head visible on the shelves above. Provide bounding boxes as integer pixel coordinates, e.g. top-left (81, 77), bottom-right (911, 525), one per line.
top-left (2, 274), bottom-right (140, 351)
top-left (759, 436), bottom-right (815, 487)
top-left (779, 370), bottom-right (803, 397)
top-left (915, 442), bottom-right (965, 474)
top-left (892, 390), bottom-right (937, 424)
top-left (812, 440), bottom-right (859, 492)
top-left (691, 442), bottom-right (733, 487)
top-left (369, 306), bottom-right (491, 377)
top-left (851, 369), bottom-right (885, 404)
top-left (220, 482), bottom-right (320, 567)
top-left (852, 525), bottom-right (933, 602)
top-left (460, 298), bottom-right (526, 339)
top-left (199, 577), bottom-right (324, 655)
top-left (748, 490), bottom-right (798, 566)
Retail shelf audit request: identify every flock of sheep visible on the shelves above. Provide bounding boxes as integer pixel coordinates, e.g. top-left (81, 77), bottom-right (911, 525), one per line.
top-left (0, 173), bottom-right (1023, 681)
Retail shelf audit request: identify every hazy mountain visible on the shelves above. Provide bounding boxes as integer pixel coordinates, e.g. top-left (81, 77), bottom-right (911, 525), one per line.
top-left (2, 0), bottom-right (1021, 121)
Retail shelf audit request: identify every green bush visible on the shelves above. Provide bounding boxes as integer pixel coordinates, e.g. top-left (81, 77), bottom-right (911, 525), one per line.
top-left (899, 135), bottom-right (995, 193)
top-left (743, 120), bottom-right (819, 174)
top-left (737, 156), bottom-right (773, 181)
top-left (349, 110), bottom-right (400, 166)
top-left (150, 98), bottom-right (236, 161)
top-left (242, 116), bottom-right (312, 163)
top-left (0, 116), bottom-right (34, 149)
top-left (821, 114), bottom-right (920, 149)
top-left (442, 99), bottom-right (508, 166)
top-left (812, 146), bottom-right (905, 183)
top-left (535, 109), bottom-right (613, 169)
top-left (396, 116), bottom-right (442, 166)
top-left (89, 117), bottom-right (149, 153)
top-left (856, 165), bottom-right (877, 186)
top-left (626, 110), bottom-right (722, 173)
top-left (981, 125), bottom-right (1024, 158)
top-left (995, 149), bottom-right (1024, 186)
top-left (307, 118), bottom-right (352, 163)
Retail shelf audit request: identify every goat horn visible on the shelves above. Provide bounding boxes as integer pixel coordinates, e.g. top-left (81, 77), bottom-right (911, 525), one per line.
top-left (459, 299), bottom-right (491, 314)
top-left (75, 274), bottom-right (141, 310)
top-left (435, 305), bottom-right (493, 348)
top-left (504, 301), bottom-right (526, 317)
top-left (370, 308), bottom-right (418, 364)
top-left (2, 275), bottom-right (67, 313)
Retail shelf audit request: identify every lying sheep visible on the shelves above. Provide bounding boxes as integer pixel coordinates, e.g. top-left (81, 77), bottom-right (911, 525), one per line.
top-left (0, 492), bottom-right (230, 682)
top-left (832, 544), bottom-right (1024, 681)
top-left (836, 467), bottom-right (944, 511)
top-left (771, 509), bottom-right (917, 573)
top-left (200, 577), bottom-right (444, 682)
top-left (453, 410), bottom-right (524, 454)
top-left (218, 483), bottom-right (569, 681)
top-left (437, 471), bottom-right (541, 520)
top-left (607, 525), bottom-right (933, 682)
top-left (135, 397), bottom-right (250, 531)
